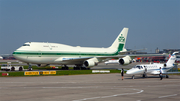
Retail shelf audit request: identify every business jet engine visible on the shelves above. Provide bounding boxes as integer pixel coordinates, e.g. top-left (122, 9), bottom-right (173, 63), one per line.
top-left (164, 63), bottom-right (172, 67)
top-left (37, 64), bottom-right (49, 67)
top-left (84, 58), bottom-right (98, 67)
top-left (119, 55), bottom-right (132, 65)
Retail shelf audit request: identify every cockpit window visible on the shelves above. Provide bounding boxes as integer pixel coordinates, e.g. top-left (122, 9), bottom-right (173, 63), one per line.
top-left (23, 44), bottom-right (30, 46)
top-left (2, 64), bottom-right (7, 66)
top-left (133, 66), bottom-right (143, 69)
top-left (133, 66), bottom-right (140, 69)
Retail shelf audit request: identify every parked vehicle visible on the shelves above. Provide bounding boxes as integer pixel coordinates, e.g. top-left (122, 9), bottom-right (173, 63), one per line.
top-left (1, 64), bottom-right (23, 71)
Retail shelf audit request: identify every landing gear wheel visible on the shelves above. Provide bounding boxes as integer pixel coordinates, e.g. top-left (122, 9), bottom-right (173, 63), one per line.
top-left (132, 75), bottom-right (135, 79)
top-left (74, 65), bottom-right (85, 70)
top-left (142, 74), bottom-right (147, 78)
top-left (11, 67), bottom-right (15, 71)
top-left (19, 67), bottom-right (23, 71)
top-left (166, 75), bottom-right (169, 78)
top-left (28, 64), bottom-right (32, 71)
top-left (62, 65), bottom-right (69, 70)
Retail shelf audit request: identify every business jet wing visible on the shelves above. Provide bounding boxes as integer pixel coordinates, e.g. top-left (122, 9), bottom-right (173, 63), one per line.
top-left (163, 72), bottom-right (180, 74)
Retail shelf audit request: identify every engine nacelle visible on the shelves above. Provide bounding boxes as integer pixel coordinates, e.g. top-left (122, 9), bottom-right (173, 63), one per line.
top-left (37, 64), bottom-right (49, 67)
top-left (119, 55), bottom-right (132, 65)
top-left (163, 63), bottom-right (173, 67)
top-left (84, 60), bottom-right (96, 67)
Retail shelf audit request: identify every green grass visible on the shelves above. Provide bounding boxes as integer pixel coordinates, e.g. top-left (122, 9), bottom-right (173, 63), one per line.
top-left (0, 70), bottom-right (121, 77)
top-left (22, 65), bottom-right (74, 70)
top-left (1, 71), bottom-right (24, 76)
top-left (0, 62), bottom-right (19, 64)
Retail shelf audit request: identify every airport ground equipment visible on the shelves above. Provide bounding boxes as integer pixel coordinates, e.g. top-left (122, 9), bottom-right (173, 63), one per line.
top-left (1, 64), bottom-right (24, 71)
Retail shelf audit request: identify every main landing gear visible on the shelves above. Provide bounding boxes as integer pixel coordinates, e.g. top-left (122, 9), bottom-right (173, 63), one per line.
top-left (142, 73), bottom-right (147, 78)
top-left (132, 75), bottom-right (135, 79)
top-left (27, 63), bottom-right (32, 71)
top-left (61, 65), bottom-right (69, 70)
top-left (74, 65), bottom-right (89, 70)
top-left (61, 65), bottom-right (89, 70)
top-left (159, 75), bottom-right (169, 78)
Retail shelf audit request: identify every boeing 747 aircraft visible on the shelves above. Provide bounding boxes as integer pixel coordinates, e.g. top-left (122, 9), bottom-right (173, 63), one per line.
top-left (13, 27), bottom-right (162, 70)
top-left (126, 52), bottom-right (179, 79)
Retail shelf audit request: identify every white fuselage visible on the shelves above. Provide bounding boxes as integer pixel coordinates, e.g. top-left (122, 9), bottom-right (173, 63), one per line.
top-left (126, 51), bottom-right (179, 76)
top-left (126, 63), bottom-right (173, 75)
top-left (13, 42), bottom-right (124, 65)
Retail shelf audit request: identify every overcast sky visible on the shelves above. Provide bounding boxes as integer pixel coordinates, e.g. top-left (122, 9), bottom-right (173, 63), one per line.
top-left (0, 0), bottom-right (180, 54)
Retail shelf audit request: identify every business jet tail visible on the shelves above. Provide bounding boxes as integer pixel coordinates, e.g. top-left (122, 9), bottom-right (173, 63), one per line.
top-left (109, 27), bottom-right (128, 52)
top-left (166, 51), bottom-right (179, 65)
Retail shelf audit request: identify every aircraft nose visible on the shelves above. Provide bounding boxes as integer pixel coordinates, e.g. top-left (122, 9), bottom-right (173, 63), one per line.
top-left (126, 70), bottom-right (131, 74)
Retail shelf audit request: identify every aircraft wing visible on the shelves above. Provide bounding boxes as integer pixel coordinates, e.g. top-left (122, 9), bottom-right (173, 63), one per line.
top-left (97, 53), bottom-right (164, 60)
top-left (55, 57), bottom-right (94, 64)
top-left (118, 48), bottom-right (147, 54)
top-left (96, 53), bottom-right (164, 66)
top-left (163, 72), bottom-right (180, 74)
top-left (54, 53), bottom-right (164, 66)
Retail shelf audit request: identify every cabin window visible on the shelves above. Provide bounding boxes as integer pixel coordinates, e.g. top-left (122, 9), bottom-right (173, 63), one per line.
top-left (23, 44), bottom-right (30, 46)
top-left (136, 66), bottom-right (141, 69)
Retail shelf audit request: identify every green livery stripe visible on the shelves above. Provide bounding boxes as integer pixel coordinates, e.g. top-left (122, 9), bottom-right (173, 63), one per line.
top-left (118, 44), bottom-right (124, 52)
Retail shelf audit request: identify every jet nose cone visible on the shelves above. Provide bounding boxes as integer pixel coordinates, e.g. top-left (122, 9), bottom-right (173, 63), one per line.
top-left (126, 70), bottom-right (131, 74)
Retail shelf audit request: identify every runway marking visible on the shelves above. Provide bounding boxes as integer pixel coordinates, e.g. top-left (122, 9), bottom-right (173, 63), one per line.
top-left (73, 89), bottom-right (144, 101)
top-left (158, 94), bottom-right (177, 98)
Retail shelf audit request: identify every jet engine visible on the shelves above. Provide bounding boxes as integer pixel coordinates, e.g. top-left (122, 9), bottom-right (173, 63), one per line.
top-left (119, 55), bottom-right (132, 65)
top-left (84, 60), bottom-right (96, 67)
top-left (163, 63), bottom-right (172, 67)
top-left (84, 58), bottom-right (99, 68)
top-left (37, 64), bottom-right (49, 67)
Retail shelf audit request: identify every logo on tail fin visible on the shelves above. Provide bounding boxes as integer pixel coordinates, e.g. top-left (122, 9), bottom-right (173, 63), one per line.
top-left (118, 34), bottom-right (125, 42)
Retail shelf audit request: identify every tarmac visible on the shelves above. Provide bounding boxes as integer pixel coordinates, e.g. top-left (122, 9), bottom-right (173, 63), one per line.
top-left (0, 61), bottom-right (180, 101)
top-left (0, 73), bottom-right (180, 101)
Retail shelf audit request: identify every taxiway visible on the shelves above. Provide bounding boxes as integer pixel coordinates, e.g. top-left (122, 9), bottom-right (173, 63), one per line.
top-left (0, 73), bottom-right (180, 101)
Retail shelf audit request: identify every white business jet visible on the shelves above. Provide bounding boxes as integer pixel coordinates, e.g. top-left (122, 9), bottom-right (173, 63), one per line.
top-left (126, 52), bottom-right (179, 79)
top-left (13, 27), bottom-right (162, 70)
top-left (0, 56), bottom-right (3, 60)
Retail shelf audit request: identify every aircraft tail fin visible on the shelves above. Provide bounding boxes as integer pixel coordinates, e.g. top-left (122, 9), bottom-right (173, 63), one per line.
top-left (166, 51), bottom-right (179, 65)
top-left (109, 27), bottom-right (129, 52)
